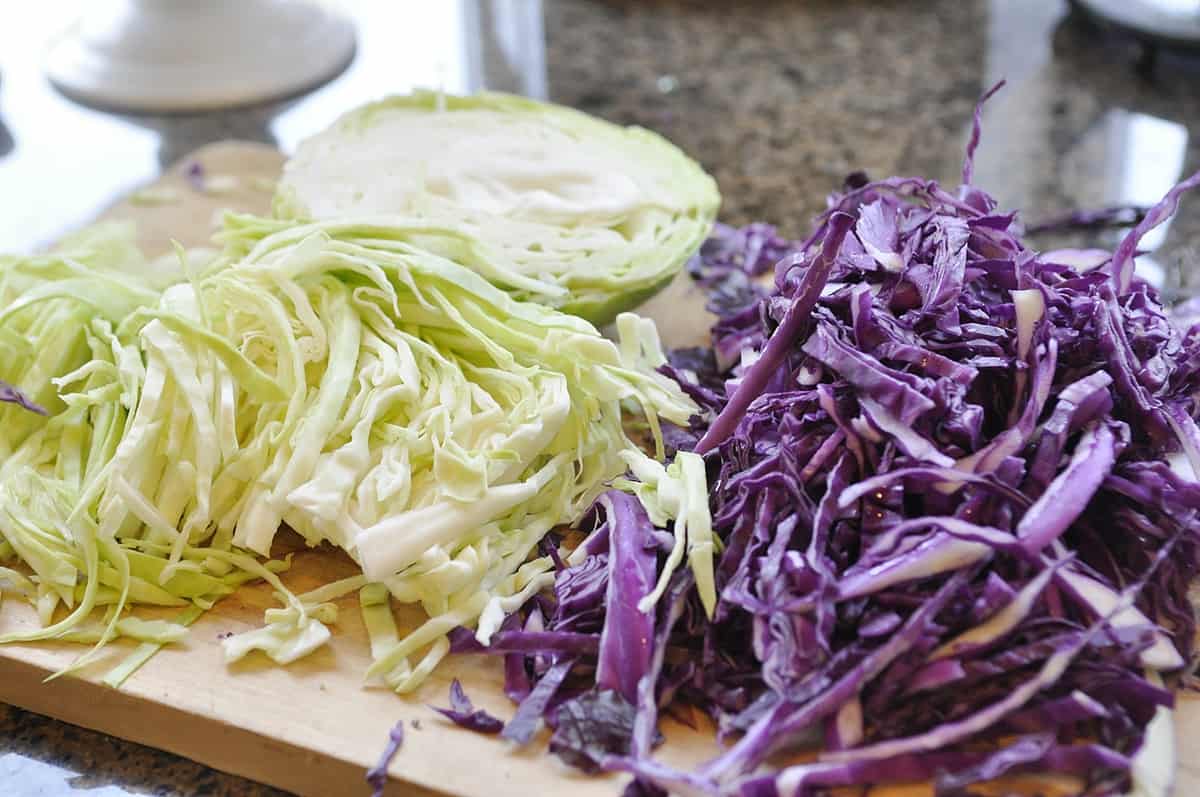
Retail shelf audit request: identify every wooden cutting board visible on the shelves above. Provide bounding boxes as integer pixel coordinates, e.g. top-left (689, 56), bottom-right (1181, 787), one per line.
top-left (0, 142), bottom-right (1196, 797)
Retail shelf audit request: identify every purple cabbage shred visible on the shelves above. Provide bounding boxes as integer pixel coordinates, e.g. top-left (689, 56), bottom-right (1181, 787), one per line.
top-left (365, 720), bottom-right (404, 797)
top-left (0, 380), bottom-right (47, 415)
top-left (431, 679), bottom-right (505, 734)
top-left (184, 160), bottom-right (206, 192)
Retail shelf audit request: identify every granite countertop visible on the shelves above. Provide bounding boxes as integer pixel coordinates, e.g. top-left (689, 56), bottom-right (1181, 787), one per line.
top-left (3, 0), bottom-right (1200, 794)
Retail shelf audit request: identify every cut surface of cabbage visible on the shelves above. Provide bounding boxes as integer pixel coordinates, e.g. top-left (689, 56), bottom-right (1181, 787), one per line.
top-left (273, 91), bottom-right (720, 324)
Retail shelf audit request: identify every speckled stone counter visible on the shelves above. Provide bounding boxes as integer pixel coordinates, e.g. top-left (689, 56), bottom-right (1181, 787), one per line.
top-left (544, 0), bottom-right (1200, 298)
top-left (3, 0), bottom-right (1200, 795)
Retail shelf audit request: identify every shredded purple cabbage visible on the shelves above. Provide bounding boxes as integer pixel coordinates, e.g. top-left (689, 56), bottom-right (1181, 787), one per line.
top-left (431, 679), bottom-right (505, 734)
top-left (365, 720), bottom-right (404, 797)
top-left (0, 380), bottom-right (46, 415)
top-left (594, 492), bottom-right (660, 704)
top-left (687, 222), bottom-right (795, 320)
top-left (449, 85), bottom-right (1200, 796)
top-left (184, 160), bottom-right (206, 192)
top-left (550, 688), bottom-right (640, 773)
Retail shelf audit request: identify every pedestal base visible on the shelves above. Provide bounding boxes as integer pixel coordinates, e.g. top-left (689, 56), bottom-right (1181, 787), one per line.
top-left (46, 0), bottom-right (356, 113)
top-left (1071, 0), bottom-right (1200, 48)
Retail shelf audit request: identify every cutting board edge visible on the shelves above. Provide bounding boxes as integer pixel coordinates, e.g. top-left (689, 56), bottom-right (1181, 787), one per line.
top-left (0, 649), bottom-right (449, 797)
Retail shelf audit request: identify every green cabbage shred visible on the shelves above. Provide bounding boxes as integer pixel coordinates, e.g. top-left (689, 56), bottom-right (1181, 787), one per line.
top-left (0, 211), bottom-right (698, 691)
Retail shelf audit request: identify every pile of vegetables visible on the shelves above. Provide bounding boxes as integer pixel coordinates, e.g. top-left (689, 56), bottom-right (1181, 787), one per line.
top-left (0, 90), bottom-right (705, 688)
top-left (438, 92), bottom-right (1200, 796)
top-left (5, 82), bottom-right (1200, 797)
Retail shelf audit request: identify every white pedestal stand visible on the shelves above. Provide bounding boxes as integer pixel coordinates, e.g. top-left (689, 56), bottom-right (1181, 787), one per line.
top-left (46, 0), bottom-right (356, 113)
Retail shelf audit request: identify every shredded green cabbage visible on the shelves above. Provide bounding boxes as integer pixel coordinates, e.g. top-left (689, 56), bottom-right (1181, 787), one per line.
top-left (0, 218), bottom-right (696, 691)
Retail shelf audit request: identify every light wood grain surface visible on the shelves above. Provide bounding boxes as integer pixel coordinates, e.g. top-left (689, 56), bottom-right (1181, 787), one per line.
top-left (0, 142), bottom-right (1193, 796)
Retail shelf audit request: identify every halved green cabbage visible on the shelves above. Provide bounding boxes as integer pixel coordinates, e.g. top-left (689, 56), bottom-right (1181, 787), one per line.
top-left (272, 90), bottom-right (720, 324)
